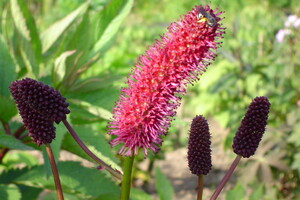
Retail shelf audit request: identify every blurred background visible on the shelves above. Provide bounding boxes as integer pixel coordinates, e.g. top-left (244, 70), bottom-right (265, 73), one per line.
top-left (0, 0), bottom-right (300, 199)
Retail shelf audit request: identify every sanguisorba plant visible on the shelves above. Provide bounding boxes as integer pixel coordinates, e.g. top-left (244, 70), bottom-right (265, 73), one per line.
top-left (108, 4), bottom-right (224, 199)
top-left (2, 2), bottom-right (224, 200)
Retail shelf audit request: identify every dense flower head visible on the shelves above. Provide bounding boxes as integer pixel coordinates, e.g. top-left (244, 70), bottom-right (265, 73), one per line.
top-left (187, 115), bottom-right (212, 176)
top-left (108, 4), bottom-right (225, 156)
top-left (232, 96), bottom-right (270, 158)
top-left (9, 78), bottom-right (70, 145)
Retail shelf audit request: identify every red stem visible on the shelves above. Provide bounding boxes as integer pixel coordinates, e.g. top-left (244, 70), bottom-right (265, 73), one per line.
top-left (45, 143), bottom-right (64, 200)
top-left (62, 120), bottom-right (123, 180)
top-left (197, 175), bottom-right (203, 200)
top-left (1, 121), bottom-right (11, 135)
top-left (0, 148), bottom-right (9, 163)
top-left (210, 155), bottom-right (242, 200)
top-left (14, 125), bottom-right (25, 138)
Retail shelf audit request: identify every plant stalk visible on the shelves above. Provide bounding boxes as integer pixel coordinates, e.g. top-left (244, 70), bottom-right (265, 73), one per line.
top-left (210, 155), bottom-right (242, 200)
top-left (14, 125), bottom-right (25, 138)
top-left (0, 148), bottom-right (9, 163)
top-left (197, 175), bottom-right (203, 200)
top-left (62, 120), bottom-right (123, 180)
top-left (45, 143), bottom-right (64, 200)
top-left (1, 121), bottom-right (11, 135)
top-left (120, 155), bottom-right (135, 200)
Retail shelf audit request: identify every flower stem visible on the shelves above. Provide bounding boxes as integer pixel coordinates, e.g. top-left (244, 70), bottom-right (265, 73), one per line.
top-left (120, 155), bottom-right (134, 200)
top-left (14, 125), bottom-right (25, 138)
top-left (210, 155), bottom-right (242, 200)
top-left (45, 143), bottom-right (64, 200)
top-left (62, 120), bottom-right (123, 180)
top-left (197, 175), bottom-right (203, 200)
top-left (0, 148), bottom-right (9, 163)
top-left (1, 121), bottom-right (11, 135)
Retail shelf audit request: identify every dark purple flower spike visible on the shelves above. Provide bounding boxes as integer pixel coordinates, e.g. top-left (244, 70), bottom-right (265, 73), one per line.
top-left (232, 96), bottom-right (270, 158)
top-left (188, 115), bottom-right (212, 176)
top-left (9, 78), bottom-right (70, 145)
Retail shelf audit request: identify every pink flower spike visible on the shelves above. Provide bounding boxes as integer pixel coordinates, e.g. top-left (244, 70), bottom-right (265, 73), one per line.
top-left (108, 4), bottom-right (225, 156)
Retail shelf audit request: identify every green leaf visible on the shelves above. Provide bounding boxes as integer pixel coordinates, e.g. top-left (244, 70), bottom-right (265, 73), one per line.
top-left (69, 99), bottom-right (112, 120)
top-left (61, 124), bottom-right (122, 173)
top-left (51, 123), bottom-right (67, 162)
top-left (0, 184), bottom-right (21, 200)
top-left (0, 133), bottom-right (34, 150)
top-left (130, 188), bottom-right (153, 200)
top-left (225, 184), bottom-right (245, 200)
top-left (69, 74), bottom-right (123, 93)
top-left (0, 95), bottom-right (17, 122)
top-left (60, 0), bottom-right (133, 89)
top-left (41, 145), bottom-right (52, 179)
top-left (42, 191), bottom-right (81, 200)
top-left (2, 151), bottom-right (38, 168)
top-left (90, 0), bottom-right (134, 59)
top-left (10, 0), bottom-right (42, 77)
top-left (40, 2), bottom-right (89, 54)
top-left (154, 167), bottom-right (174, 200)
top-left (52, 50), bottom-right (76, 88)
top-left (0, 167), bottom-right (30, 184)
top-left (249, 184), bottom-right (264, 200)
top-left (15, 161), bottom-right (120, 197)
top-left (0, 35), bottom-right (17, 97)
top-left (18, 185), bottom-right (42, 200)
top-left (66, 87), bottom-right (120, 111)
top-left (94, 194), bottom-right (119, 200)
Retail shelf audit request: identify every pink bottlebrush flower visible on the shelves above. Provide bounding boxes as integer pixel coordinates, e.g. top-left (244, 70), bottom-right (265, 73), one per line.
top-left (108, 5), bottom-right (225, 156)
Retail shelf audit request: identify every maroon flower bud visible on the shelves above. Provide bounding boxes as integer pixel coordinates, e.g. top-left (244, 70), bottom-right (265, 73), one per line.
top-left (232, 96), bottom-right (270, 158)
top-left (9, 78), bottom-right (70, 123)
top-left (187, 115), bottom-right (212, 176)
top-left (9, 78), bottom-right (70, 145)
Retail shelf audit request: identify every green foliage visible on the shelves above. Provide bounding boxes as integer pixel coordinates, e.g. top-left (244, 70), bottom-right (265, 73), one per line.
top-left (0, 184), bottom-right (21, 200)
top-left (1, 0), bottom-right (300, 199)
top-left (0, 96), bottom-right (17, 122)
top-left (249, 184), bottom-right (264, 200)
top-left (130, 188), bottom-right (153, 200)
top-left (225, 184), bottom-right (245, 200)
top-left (0, 35), bottom-right (17, 96)
top-left (0, 133), bottom-right (34, 150)
top-left (14, 161), bottom-right (120, 198)
top-left (0, 0), bottom-right (132, 198)
top-left (154, 167), bottom-right (174, 200)
top-left (61, 124), bottom-right (122, 173)
top-left (2, 152), bottom-right (38, 168)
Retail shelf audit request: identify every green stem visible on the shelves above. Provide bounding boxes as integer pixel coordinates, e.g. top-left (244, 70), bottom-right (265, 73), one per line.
top-left (197, 175), bottom-right (203, 200)
top-left (120, 155), bottom-right (135, 200)
top-left (210, 155), bottom-right (242, 200)
top-left (45, 143), bottom-right (64, 200)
